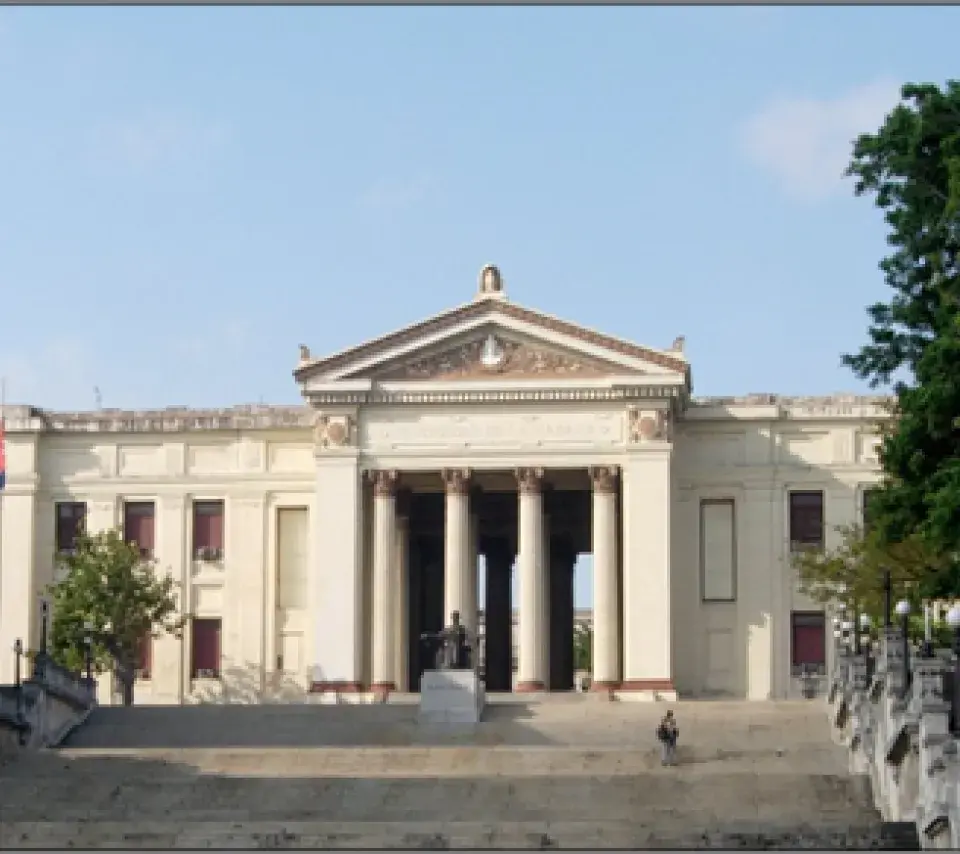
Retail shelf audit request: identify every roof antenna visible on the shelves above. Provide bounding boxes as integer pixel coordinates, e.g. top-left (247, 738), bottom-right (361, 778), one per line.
top-left (94, 386), bottom-right (103, 410)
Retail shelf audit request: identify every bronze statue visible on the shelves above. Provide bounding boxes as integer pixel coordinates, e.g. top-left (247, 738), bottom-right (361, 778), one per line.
top-left (420, 610), bottom-right (474, 671)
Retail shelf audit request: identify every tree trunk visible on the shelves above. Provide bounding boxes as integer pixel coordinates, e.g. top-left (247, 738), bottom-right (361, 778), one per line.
top-left (115, 658), bottom-right (135, 707)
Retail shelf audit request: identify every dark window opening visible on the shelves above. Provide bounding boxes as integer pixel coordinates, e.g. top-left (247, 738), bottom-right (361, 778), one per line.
top-left (191, 618), bottom-right (221, 679)
top-left (193, 500), bottom-right (225, 560)
top-left (124, 501), bottom-right (156, 558)
top-left (862, 488), bottom-right (880, 534)
top-left (789, 491), bottom-right (824, 550)
top-left (56, 502), bottom-right (87, 553)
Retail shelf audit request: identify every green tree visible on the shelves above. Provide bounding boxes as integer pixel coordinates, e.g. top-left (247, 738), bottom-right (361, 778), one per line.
top-left (48, 528), bottom-right (183, 706)
top-left (573, 623), bottom-right (592, 673)
top-left (791, 524), bottom-right (947, 627)
top-left (843, 80), bottom-right (960, 598)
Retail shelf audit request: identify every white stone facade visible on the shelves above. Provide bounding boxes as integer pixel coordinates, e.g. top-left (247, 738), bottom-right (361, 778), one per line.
top-left (0, 268), bottom-right (888, 702)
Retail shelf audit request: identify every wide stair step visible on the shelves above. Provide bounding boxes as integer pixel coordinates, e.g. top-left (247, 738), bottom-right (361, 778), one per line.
top-left (1, 700), bottom-right (903, 849)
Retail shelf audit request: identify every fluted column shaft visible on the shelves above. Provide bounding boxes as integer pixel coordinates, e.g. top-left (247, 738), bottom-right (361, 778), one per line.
top-left (516, 467), bottom-right (546, 692)
top-left (442, 469), bottom-right (471, 630)
top-left (371, 470), bottom-right (398, 691)
top-left (591, 466), bottom-right (620, 689)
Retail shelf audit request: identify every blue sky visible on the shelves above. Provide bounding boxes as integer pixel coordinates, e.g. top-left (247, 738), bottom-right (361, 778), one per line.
top-left (2, 7), bottom-right (958, 607)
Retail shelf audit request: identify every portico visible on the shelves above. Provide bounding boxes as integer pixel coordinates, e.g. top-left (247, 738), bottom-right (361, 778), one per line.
top-left (299, 266), bottom-right (688, 698)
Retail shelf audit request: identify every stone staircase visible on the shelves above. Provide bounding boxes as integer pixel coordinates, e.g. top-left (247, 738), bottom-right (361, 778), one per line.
top-left (0, 698), bottom-right (918, 848)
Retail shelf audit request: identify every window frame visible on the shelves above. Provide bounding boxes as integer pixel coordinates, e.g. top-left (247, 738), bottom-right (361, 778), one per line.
top-left (699, 497), bottom-right (738, 603)
top-left (192, 499), bottom-right (225, 561)
top-left (123, 500), bottom-right (156, 558)
top-left (190, 617), bottom-right (222, 680)
top-left (788, 490), bottom-right (825, 551)
top-left (55, 501), bottom-right (87, 554)
top-left (790, 610), bottom-right (826, 676)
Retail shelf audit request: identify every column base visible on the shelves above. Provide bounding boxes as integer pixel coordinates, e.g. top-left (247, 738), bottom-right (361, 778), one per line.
top-left (515, 680), bottom-right (546, 693)
top-left (616, 679), bottom-right (677, 702)
top-left (370, 681), bottom-right (395, 700)
top-left (310, 680), bottom-right (363, 693)
top-left (589, 679), bottom-right (620, 693)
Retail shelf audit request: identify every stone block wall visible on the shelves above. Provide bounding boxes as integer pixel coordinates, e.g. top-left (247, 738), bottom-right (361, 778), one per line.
top-left (828, 633), bottom-right (959, 849)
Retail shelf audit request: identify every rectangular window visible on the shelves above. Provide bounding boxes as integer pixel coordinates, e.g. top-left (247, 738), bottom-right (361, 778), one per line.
top-left (791, 611), bottom-right (826, 674)
top-left (191, 618), bottom-right (221, 679)
top-left (789, 490), bottom-right (824, 550)
top-left (277, 507), bottom-right (308, 610)
top-left (193, 500), bottom-right (225, 560)
top-left (700, 498), bottom-right (737, 601)
top-left (137, 633), bottom-right (152, 680)
top-left (123, 501), bottom-right (156, 557)
top-left (55, 502), bottom-right (87, 553)
top-left (862, 487), bottom-right (880, 534)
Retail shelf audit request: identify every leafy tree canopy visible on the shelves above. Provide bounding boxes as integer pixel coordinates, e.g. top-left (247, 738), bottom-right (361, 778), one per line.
top-left (843, 81), bottom-right (960, 597)
top-left (48, 528), bottom-right (182, 704)
top-left (791, 524), bottom-right (947, 624)
top-left (573, 623), bottom-right (592, 673)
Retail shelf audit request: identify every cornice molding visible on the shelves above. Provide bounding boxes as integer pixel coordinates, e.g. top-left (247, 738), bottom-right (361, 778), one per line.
top-left (308, 384), bottom-right (683, 407)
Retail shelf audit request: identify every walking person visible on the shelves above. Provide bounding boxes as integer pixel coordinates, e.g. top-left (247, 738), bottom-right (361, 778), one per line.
top-left (656, 709), bottom-right (679, 766)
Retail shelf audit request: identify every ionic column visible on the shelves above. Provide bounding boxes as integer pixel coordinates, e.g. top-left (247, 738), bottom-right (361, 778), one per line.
top-left (370, 470), bottom-right (398, 692)
top-left (442, 469), bottom-right (471, 630)
top-left (394, 516), bottom-right (410, 693)
top-left (516, 467), bottom-right (546, 692)
top-left (590, 466), bottom-right (620, 690)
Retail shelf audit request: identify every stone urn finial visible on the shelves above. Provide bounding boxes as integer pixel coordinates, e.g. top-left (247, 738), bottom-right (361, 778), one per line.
top-left (477, 264), bottom-right (505, 300)
top-left (298, 344), bottom-right (311, 363)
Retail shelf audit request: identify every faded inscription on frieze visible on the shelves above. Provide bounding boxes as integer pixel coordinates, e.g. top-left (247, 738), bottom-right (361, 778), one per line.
top-left (362, 413), bottom-right (622, 450)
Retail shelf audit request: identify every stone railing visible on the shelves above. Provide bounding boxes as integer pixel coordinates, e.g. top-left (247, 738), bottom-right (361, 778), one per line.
top-left (828, 630), bottom-right (959, 849)
top-left (0, 652), bottom-right (97, 764)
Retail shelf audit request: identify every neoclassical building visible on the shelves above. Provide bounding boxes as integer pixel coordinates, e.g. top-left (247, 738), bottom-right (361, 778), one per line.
top-left (0, 266), bottom-right (887, 702)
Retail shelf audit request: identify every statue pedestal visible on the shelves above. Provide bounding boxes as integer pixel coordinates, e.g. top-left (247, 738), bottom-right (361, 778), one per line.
top-left (418, 669), bottom-right (484, 725)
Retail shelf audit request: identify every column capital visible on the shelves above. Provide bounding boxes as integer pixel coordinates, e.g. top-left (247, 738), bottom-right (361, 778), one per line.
top-left (589, 465), bottom-right (619, 494)
top-left (515, 467), bottom-right (545, 494)
top-left (441, 468), bottom-right (472, 495)
top-left (368, 469), bottom-right (399, 498)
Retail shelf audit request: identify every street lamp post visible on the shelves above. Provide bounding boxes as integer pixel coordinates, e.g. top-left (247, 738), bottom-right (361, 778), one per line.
top-left (883, 568), bottom-right (893, 627)
top-left (83, 620), bottom-right (94, 684)
top-left (860, 614), bottom-right (874, 681)
top-left (895, 599), bottom-right (912, 698)
top-left (946, 605), bottom-right (960, 735)
top-left (13, 638), bottom-right (22, 690)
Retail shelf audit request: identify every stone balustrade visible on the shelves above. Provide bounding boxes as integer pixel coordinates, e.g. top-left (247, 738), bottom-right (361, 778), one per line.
top-left (0, 653), bottom-right (97, 764)
top-left (828, 631), bottom-right (959, 850)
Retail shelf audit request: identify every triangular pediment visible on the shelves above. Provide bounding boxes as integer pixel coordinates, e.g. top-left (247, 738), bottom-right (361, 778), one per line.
top-left (295, 296), bottom-right (689, 388)
top-left (360, 326), bottom-right (629, 381)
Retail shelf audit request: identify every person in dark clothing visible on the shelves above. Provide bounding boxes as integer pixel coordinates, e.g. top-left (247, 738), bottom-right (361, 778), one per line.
top-left (657, 709), bottom-right (679, 766)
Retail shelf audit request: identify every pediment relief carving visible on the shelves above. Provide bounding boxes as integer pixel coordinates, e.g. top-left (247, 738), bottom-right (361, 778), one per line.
top-left (365, 333), bottom-right (632, 382)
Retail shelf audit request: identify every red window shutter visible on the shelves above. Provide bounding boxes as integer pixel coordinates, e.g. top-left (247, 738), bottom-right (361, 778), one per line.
top-left (191, 619), bottom-right (221, 678)
top-left (209, 509), bottom-right (224, 551)
top-left (193, 511), bottom-right (211, 552)
top-left (138, 634), bottom-right (153, 679)
top-left (792, 622), bottom-right (825, 667)
top-left (140, 511), bottom-right (155, 553)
